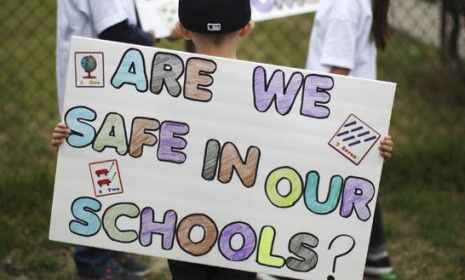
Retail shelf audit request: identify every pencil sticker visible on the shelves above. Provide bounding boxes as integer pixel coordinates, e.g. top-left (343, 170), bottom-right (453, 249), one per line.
top-left (328, 114), bottom-right (381, 165)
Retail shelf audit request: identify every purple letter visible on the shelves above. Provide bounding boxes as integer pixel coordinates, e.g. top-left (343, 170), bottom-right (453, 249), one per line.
top-left (252, 0), bottom-right (275, 12)
top-left (219, 222), bottom-right (257, 261)
top-left (158, 121), bottom-right (189, 164)
top-left (139, 208), bottom-right (177, 249)
top-left (340, 176), bottom-right (375, 221)
top-left (253, 66), bottom-right (303, 115)
top-left (301, 74), bottom-right (333, 119)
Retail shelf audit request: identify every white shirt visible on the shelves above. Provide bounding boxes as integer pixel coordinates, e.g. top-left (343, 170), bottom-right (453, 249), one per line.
top-left (56, 0), bottom-right (138, 115)
top-left (306, 0), bottom-right (377, 79)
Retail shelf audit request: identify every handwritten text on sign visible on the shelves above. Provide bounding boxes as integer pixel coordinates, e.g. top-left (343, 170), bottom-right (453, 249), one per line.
top-left (50, 37), bottom-right (395, 279)
top-left (135, 0), bottom-right (320, 38)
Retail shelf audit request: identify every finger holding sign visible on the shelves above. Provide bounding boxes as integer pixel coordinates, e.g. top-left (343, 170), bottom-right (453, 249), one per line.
top-left (379, 135), bottom-right (394, 160)
top-left (51, 122), bottom-right (70, 148)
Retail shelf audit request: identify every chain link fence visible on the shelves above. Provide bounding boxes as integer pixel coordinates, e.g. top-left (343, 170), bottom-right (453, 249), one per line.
top-left (0, 0), bottom-right (57, 175)
top-left (1, 0), bottom-right (464, 279)
top-left (0, 0), bottom-right (463, 183)
top-left (1, 1), bottom-right (464, 188)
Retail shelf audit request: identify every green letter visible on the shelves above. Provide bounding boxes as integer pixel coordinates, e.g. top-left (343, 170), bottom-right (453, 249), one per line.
top-left (257, 226), bottom-right (285, 267)
top-left (265, 167), bottom-right (303, 208)
top-left (103, 203), bottom-right (139, 243)
top-left (93, 113), bottom-right (128, 155)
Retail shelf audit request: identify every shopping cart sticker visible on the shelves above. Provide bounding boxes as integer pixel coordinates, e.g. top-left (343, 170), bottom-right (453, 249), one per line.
top-left (88, 159), bottom-right (124, 197)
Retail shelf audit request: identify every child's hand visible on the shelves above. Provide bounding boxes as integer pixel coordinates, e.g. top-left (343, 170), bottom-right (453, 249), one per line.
top-left (379, 135), bottom-right (394, 160)
top-left (51, 122), bottom-right (70, 148)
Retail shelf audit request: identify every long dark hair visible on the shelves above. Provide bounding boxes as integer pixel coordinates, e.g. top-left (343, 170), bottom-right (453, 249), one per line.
top-left (372, 0), bottom-right (393, 51)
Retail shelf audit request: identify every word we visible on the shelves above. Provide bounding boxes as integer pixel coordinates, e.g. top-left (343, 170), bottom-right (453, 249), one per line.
top-left (253, 67), bottom-right (333, 119)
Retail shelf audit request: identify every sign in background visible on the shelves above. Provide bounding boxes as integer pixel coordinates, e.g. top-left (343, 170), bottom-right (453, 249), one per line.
top-left (49, 37), bottom-right (395, 279)
top-left (135, 0), bottom-right (320, 38)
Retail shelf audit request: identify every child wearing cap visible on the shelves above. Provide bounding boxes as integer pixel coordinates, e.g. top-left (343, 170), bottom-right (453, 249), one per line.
top-left (51, 0), bottom-right (395, 279)
top-left (166, 0), bottom-right (256, 279)
top-left (172, 0), bottom-right (254, 59)
top-left (51, 0), bottom-right (256, 278)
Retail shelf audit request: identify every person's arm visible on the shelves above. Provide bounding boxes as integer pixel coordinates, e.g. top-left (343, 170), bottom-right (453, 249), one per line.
top-left (99, 20), bottom-right (155, 46)
top-left (317, 2), bottom-right (360, 75)
top-left (329, 66), bottom-right (350, 76)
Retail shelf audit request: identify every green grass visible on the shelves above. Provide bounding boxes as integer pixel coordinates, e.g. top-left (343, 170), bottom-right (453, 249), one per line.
top-left (376, 31), bottom-right (465, 279)
top-left (1, 0), bottom-right (465, 279)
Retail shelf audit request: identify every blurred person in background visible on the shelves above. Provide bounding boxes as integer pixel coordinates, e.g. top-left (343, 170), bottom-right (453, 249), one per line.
top-left (55, 1), bottom-right (154, 279)
top-left (306, 0), bottom-right (397, 279)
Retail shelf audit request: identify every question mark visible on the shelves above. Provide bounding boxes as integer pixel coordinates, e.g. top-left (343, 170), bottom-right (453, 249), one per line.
top-left (326, 234), bottom-right (356, 280)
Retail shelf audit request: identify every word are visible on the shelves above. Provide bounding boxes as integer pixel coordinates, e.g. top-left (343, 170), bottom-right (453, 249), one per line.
top-left (111, 48), bottom-right (216, 102)
top-left (70, 197), bottom-right (322, 273)
top-left (65, 106), bottom-right (189, 163)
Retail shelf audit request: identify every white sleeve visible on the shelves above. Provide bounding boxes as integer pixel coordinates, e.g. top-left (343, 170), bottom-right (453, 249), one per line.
top-left (88, 0), bottom-right (129, 35)
top-left (319, 1), bottom-right (361, 70)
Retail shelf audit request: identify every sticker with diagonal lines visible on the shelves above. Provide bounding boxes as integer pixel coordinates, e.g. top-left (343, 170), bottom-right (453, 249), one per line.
top-left (328, 114), bottom-right (381, 165)
top-left (89, 159), bottom-right (124, 197)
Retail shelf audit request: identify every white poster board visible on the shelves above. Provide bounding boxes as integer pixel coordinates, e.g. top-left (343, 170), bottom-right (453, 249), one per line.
top-left (50, 36), bottom-right (395, 279)
top-left (135, 0), bottom-right (320, 38)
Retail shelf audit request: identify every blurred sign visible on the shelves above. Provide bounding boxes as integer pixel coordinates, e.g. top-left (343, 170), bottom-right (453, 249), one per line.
top-left (135, 0), bottom-right (320, 38)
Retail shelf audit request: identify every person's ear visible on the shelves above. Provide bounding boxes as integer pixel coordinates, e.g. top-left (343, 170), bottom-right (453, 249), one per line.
top-left (173, 22), bottom-right (192, 40)
top-left (239, 20), bottom-right (255, 37)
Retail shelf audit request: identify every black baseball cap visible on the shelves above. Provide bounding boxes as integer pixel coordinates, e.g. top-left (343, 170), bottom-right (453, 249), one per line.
top-left (178, 0), bottom-right (251, 34)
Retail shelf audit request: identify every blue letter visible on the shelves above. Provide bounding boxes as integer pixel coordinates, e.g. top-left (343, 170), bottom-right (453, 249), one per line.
top-left (69, 197), bottom-right (102, 237)
top-left (111, 48), bottom-right (148, 92)
top-left (65, 106), bottom-right (96, 148)
top-left (304, 172), bottom-right (342, 215)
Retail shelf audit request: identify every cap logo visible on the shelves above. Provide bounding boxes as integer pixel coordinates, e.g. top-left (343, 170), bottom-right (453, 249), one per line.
top-left (207, 23), bottom-right (222, 32)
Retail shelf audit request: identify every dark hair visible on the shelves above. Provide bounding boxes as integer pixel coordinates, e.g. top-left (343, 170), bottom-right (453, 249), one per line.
top-left (192, 31), bottom-right (241, 46)
top-left (372, 0), bottom-right (393, 51)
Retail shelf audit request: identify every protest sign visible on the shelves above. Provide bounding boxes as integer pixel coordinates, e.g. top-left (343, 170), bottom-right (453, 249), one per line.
top-left (135, 0), bottom-right (320, 38)
top-left (49, 36), bottom-right (395, 279)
